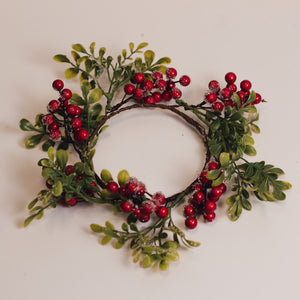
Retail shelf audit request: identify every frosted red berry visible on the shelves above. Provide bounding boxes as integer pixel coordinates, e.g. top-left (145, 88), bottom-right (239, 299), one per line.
top-left (208, 161), bottom-right (219, 170)
top-left (78, 129), bottom-right (89, 141)
top-left (193, 183), bottom-right (203, 191)
top-left (166, 67), bottom-right (177, 79)
top-left (162, 91), bottom-right (172, 101)
top-left (237, 91), bottom-right (246, 102)
top-left (167, 80), bottom-right (176, 90)
top-left (208, 80), bottom-right (220, 92)
top-left (137, 183), bottom-right (146, 195)
top-left (42, 114), bottom-right (54, 125)
top-left (179, 75), bottom-right (191, 86)
top-left (61, 89), bottom-right (72, 100)
top-left (205, 92), bottom-right (217, 103)
top-left (124, 84), bottom-right (135, 95)
top-left (200, 171), bottom-right (210, 184)
top-left (133, 207), bottom-right (142, 219)
top-left (126, 181), bottom-right (138, 194)
top-left (49, 129), bottom-right (61, 141)
top-left (145, 96), bottom-right (155, 104)
top-left (212, 102), bottom-right (224, 111)
top-left (205, 201), bottom-right (217, 212)
top-left (171, 88), bottom-right (182, 100)
top-left (184, 205), bottom-right (195, 217)
top-left (107, 181), bottom-right (119, 193)
top-left (153, 192), bottom-right (165, 205)
top-left (120, 201), bottom-right (133, 213)
top-left (134, 73), bottom-right (145, 83)
top-left (156, 206), bottom-right (168, 218)
top-left (52, 79), bottom-right (64, 91)
top-left (142, 80), bottom-right (154, 91)
top-left (221, 88), bottom-right (232, 99)
top-left (155, 79), bottom-right (167, 91)
top-left (185, 217), bottom-right (197, 229)
top-left (70, 118), bottom-right (82, 129)
top-left (227, 83), bottom-right (237, 93)
top-left (152, 71), bottom-right (163, 81)
top-left (153, 92), bottom-right (162, 102)
top-left (133, 88), bottom-right (145, 100)
top-left (205, 212), bottom-right (216, 222)
top-left (225, 72), bottom-right (237, 84)
top-left (139, 213), bottom-right (150, 223)
top-left (47, 100), bottom-right (60, 113)
top-left (66, 104), bottom-right (77, 116)
top-left (240, 80), bottom-right (252, 91)
top-left (142, 202), bottom-right (153, 214)
top-left (48, 122), bottom-right (59, 131)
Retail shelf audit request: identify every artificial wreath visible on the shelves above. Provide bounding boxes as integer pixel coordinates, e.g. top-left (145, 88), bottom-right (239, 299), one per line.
top-left (20, 42), bottom-right (291, 270)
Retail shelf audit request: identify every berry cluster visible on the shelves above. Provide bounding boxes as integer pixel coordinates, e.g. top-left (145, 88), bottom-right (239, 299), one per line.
top-left (184, 161), bottom-right (227, 229)
top-left (42, 79), bottom-right (89, 142)
top-left (124, 68), bottom-right (191, 104)
top-left (106, 177), bottom-right (168, 223)
top-left (205, 72), bottom-right (263, 111)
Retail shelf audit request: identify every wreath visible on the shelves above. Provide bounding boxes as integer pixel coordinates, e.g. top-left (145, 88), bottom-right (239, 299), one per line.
top-left (20, 42), bottom-right (291, 271)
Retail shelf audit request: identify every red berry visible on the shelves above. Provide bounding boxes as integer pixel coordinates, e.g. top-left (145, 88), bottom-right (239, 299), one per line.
top-left (240, 80), bottom-right (252, 91)
top-left (48, 121), bottom-right (59, 131)
top-left (223, 99), bottom-right (234, 107)
top-left (208, 80), bottom-right (220, 92)
top-left (66, 104), bottom-right (77, 116)
top-left (63, 100), bottom-right (69, 107)
top-left (253, 93), bottom-right (262, 104)
top-left (185, 217), bottom-right (197, 229)
top-left (153, 192), bottom-right (165, 205)
top-left (134, 73), bottom-right (145, 83)
top-left (155, 79), bottom-right (167, 91)
top-left (107, 181), bottom-right (119, 193)
top-left (152, 71), bottom-right (163, 81)
top-left (61, 88), bottom-right (72, 100)
top-left (124, 84), bottom-right (135, 95)
top-left (139, 213), bottom-right (150, 223)
top-left (142, 201), bottom-right (153, 214)
top-left (42, 114), bottom-right (54, 125)
top-left (76, 174), bottom-right (83, 182)
top-left (145, 96), bottom-right (155, 104)
top-left (193, 183), bottom-right (203, 191)
top-left (205, 201), bottom-right (216, 212)
top-left (171, 88), bottom-right (182, 100)
top-left (221, 88), bottom-right (232, 99)
top-left (218, 183), bottom-right (227, 193)
top-left (142, 80), bottom-right (154, 91)
top-left (162, 91), bottom-right (172, 101)
top-left (153, 92), bottom-right (162, 102)
top-left (167, 80), bottom-right (176, 90)
top-left (49, 129), bottom-right (61, 141)
top-left (179, 75), bottom-right (191, 86)
top-left (166, 67), bottom-right (177, 79)
top-left (225, 72), bottom-right (237, 84)
top-left (65, 165), bottom-right (73, 175)
top-left (211, 186), bottom-right (223, 198)
top-left (156, 206), bottom-right (168, 218)
top-left (120, 201), bottom-right (133, 213)
top-left (133, 88), bottom-right (145, 100)
top-left (227, 83), bottom-right (237, 93)
top-left (91, 181), bottom-right (97, 187)
top-left (200, 171), bottom-right (210, 184)
top-left (47, 100), bottom-right (60, 113)
top-left (205, 92), bottom-right (217, 103)
top-left (208, 193), bottom-right (220, 202)
top-left (212, 102), bottom-right (224, 111)
top-left (52, 79), bottom-right (64, 91)
top-left (70, 117), bottom-right (82, 129)
top-left (133, 207), bottom-right (142, 218)
top-left (126, 181), bottom-right (138, 194)
top-left (205, 212), bottom-right (216, 222)
top-left (78, 129), bottom-right (89, 141)
top-left (137, 183), bottom-right (146, 195)
top-left (208, 161), bottom-right (219, 170)
top-left (184, 205), bottom-right (195, 217)
top-left (66, 198), bottom-right (77, 207)
top-left (237, 91), bottom-right (246, 102)
top-left (193, 191), bottom-right (205, 204)
top-left (75, 106), bottom-right (82, 116)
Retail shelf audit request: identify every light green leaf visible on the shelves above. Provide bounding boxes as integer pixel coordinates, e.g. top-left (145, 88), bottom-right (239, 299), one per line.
top-left (70, 93), bottom-right (85, 106)
top-left (144, 50), bottom-right (155, 67)
top-left (251, 124), bottom-right (260, 134)
top-left (56, 149), bottom-right (68, 170)
top-left (72, 43), bottom-right (87, 53)
top-left (275, 181), bottom-right (292, 190)
top-left (88, 88), bottom-right (103, 104)
top-left (24, 215), bottom-right (35, 227)
top-left (159, 260), bottom-right (169, 271)
top-left (101, 235), bottom-right (112, 245)
top-left (155, 57), bottom-right (171, 65)
top-left (220, 152), bottom-right (230, 167)
top-left (212, 172), bottom-right (224, 187)
top-left (90, 42), bottom-right (95, 54)
top-left (52, 181), bottom-right (63, 197)
top-left (48, 146), bottom-right (55, 161)
top-left (53, 54), bottom-right (70, 63)
top-left (100, 169), bottom-right (113, 183)
top-left (64, 68), bottom-right (79, 79)
top-left (243, 105), bottom-right (257, 114)
top-left (206, 169), bottom-right (221, 180)
top-left (90, 224), bottom-right (105, 233)
top-left (244, 135), bottom-right (254, 145)
top-left (117, 169), bottom-right (130, 186)
top-left (137, 42), bottom-right (148, 50)
top-left (129, 42), bottom-right (134, 52)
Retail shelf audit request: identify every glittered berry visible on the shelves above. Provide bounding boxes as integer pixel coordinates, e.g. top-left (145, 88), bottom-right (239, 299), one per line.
top-left (152, 71), bottom-right (163, 81)
top-left (65, 165), bottom-right (73, 175)
top-left (124, 84), bottom-right (135, 95)
top-left (205, 201), bottom-right (217, 212)
top-left (162, 91), bottom-right (172, 101)
top-left (107, 181), bottom-right (119, 193)
top-left (66, 104), bottom-right (77, 116)
top-left (52, 79), bottom-right (64, 91)
top-left (78, 129), bottom-right (89, 141)
top-left (153, 92), bottom-right (162, 102)
top-left (212, 102), bottom-right (224, 111)
top-left (211, 186), bottom-right (223, 198)
top-left (61, 88), bottom-right (72, 100)
top-left (120, 201), bottom-right (133, 213)
top-left (137, 183), bottom-right (146, 195)
top-left (184, 205), bottom-right (195, 217)
top-left (218, 183), bottom-right (227, 193)
top-left (42, 114), bottom-right (54, 125)
top-left (153, 192), bottom-right (165, 205)
top-left (225, 72), bottom-right (237, 84)
top-left (145, 96), bottom-right (155, 104)
top-left (75, 106), bottom-right (82, 116)
top-left (142, 80), bottom-right (154, 91)
top-left (171, 88), bottom-right (182, 100)
top-left (66, 198), bottom-right (77, 207)
top-left (193, 183), bottom-right (203, 191)
top-left (205, 92), bottom-right (217, 103)
top-left (133, 88), bottom-right (145, 100)
top-left (185, 217), bottom-right (197, 229)
top-left (48, 121), bottom-right (59, 131)
top-left (240, 80), bottom-right (252, 91)
top-left (155, 79), bottom-right (167, 91)
top-left (126, 181), bottom-right (138, 194)
top-left (227, 83), bottom-right (237, 93)
top-left (142, 201), bottom-right (153, 214)
top-left (139, 213), bottom-right (150, 223)
top-left (208, 161), bottom-right (219, 170)
top-left (253, 93), bottom-right (262, 104)
top-left (193, 191), bottom-right (205, 204)
top-left (49, 129), bottom-right (61, 141)
top-left (221, 88), bottom-right (232, 99)
top-left (156, 206), bottom-right (168, 218)
top-left (133, 207), bottom-right (142, 219)
top-left (134, 72), bottom-right (145, 83)
top-left (205, 212), bottom-right (215, 222)
top-left (179, 75), bottom-right (191, 86)
top-left (208, 80), bottom-right (220, 92)
top-left (47, 100), bottom-right (60, 113)
top-left (166, 67), bottom-right (177, 79)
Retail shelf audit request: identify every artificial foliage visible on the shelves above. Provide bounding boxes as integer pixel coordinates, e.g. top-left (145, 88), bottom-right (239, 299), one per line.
top-left (20, 42), bottom-right (291, 270)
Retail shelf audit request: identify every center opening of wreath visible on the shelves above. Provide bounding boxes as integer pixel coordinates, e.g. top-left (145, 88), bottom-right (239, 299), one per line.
top-left (93, 109), bottom-right (206, 196)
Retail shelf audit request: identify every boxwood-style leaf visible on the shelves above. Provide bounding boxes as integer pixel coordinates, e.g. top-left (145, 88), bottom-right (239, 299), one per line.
top-left (251, 124), bottom-right (260, 133)
top-left (117, 169), bottom-right (130, 186)
top-left (274, 181), bottom-right (292, 190)
top-left (210, 118), bottom-right (221, 131)
top-left (220, 152), bottom-right (230, 167)
top-left (72, 43), bottom-right (87, 53)
top-left (19, 119), bottom-right (37, 131)
top-left (48, 146), bottom-right (55, 161)
top-left (101, 235), bottom-right (112, 245)
top-left (155, 57), bottom-right (171, 65)
top-left (42, 139), bottom-right (55, 152)
top-left (64, 68), bottom-right (79, 79)
top-left (53, 54), bottom-right (70, 63)
top-left (244, 145), bottom-right (257, 156)
top-left (52, 181), bottom-right (63, 197)
top-left (81, 80), bottom-right (91, 99)
top-left (159, 260), bottom-right (169, 271)
top-left (70, 93), bottom-right (85, 106)
top-left (207, 169), bottom-right (221, 180)
top-left (212, 172), bottom-right (224, 187)
top-left (90, 103), bottom-right (102, 119)
top-left (100, 169), bottom-right (113, 183)
top-left (25, 134), bottom-right (43, 149)
top-left (56, 149), bottom-right (68, 170)
top-left (137, 42), bottom-right (148, 50)
top-left (241, 197), bottom-right (252, 210)
top-left (144, 50), bottom-right (155, 67)
top-left (88, 88), bottom-right (103, 104)
top-left (24, 215), bottom-right (36, 227)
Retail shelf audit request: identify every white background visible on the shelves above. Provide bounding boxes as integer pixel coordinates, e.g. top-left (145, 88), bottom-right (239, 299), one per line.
top-left (1, 0), bottom-right (300, 299)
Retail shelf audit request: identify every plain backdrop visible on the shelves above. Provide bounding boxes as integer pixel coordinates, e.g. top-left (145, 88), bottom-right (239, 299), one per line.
top-left (1, 0), bottom-right (300, 299)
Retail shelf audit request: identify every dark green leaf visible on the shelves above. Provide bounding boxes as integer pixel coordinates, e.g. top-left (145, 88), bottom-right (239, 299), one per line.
top-left (42, 139), bottom-right (55, 152)
top-left (85, 59), bottom-right (93, 73)
top-left (210, 118), bottom-right (221, 131)
top-left (70, 93), bottom-right (85, 106)
top-left (53, 54), bottom-right (70, 63)
top-left (71, 50), bottom-right (80, 62)
top-left (129, 223), bottom-right (138, 232)
top-left (241, 197), bottom-right (252, 210)
top-left (19, 119), bottom-right (37, 131)
top-left (90, 42), bottom-right (95, 55)
top-left (273, 187), bottom-right (286, 200)
top-left (267, 168), bottom-right (285, 175)
top-left (25, 134), bottom-right (43, 149)
top-left (233, 93), bottom-right (241, 107)
top-left (80, 80), bottom-right (91, 99)
top-left (90, 103), bottom-right (102, 119)
top-left (121, 223), bottom-right (129, 232)
top-left (274, 180), bottom-right (292, 190)
top-left (28, 198), bottom-right (38, 210)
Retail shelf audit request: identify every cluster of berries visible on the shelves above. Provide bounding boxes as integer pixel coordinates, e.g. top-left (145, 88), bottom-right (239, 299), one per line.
top-left (41, 79), bottom-right (89, 142)
top-left (123, 68), bottom-right (191, 104)
top-left (106, 177), bottom-right (168, 223)
top-left (184, 161), bottom-right (227, 229)
top-left (205, 72), bottom-right (263, 111)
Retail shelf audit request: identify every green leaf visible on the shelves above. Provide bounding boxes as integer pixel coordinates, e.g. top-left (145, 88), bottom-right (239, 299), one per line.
top-left (70, 93), bottom-right (85, 106)
top-left (144, 50), bottom-right (155, 67)
top-left (206, 169), bottom-right (221, 180)
top-left (245, 91), bottom-right (256, 105)
top-left (155, 57), bottom-right (171, 65)
top-left (90, 224), bottom-right (105, 233)
top-left (137, 42), bottom-right (148, 50)
top-left (159, 260), bottom-right (169, 271)
top-left (130, 223), bottom-right (138, 232)
top-left (90, 42), bottom-right (95, 55)
top-left (24, 215), bottom-right (35, 227)
top-left (42, 139), bottom-right (55, 152)
top-left (101, 235), bottom-right (112, 245)
top-left (88, 88), bottom-right (103, 104)
top-left (85, 59), bottom-right (93, 73)
top-left (231, 112), bottom-right (242, 121)
top-left (48, 146), bottom-right (55, 161)
top-left (71, 50), bottom-right (80, 62)
top-left (19, 119), bottom-right (36, 131)
top-left (273, 187), bottom-right (286, 200)
top-left (105, 221), bottom-right (115, 230)
top-left (129, 42), bottom-right (134, 52)
top-left (99, 47), bottom-right (106, 59)
top-left (38, 158), bottom-right (50, 167)
top-left (244, 135), bottom-right (254, 145)
top-left (211, 172), bottom-right (224, 187)
top-left (165, 251), bottom-right (179, 261)
top-left (244, 145), bottom-right (257, 156)
top-left (121, 223), bottom-right (129, 231)
top-left (210, 118), bottom-right (221, 131)
top-left (228, 201), bottom-right (238, 221)
top-left (41, 167), bottom-right (56, 178)
top-left (117, 169), bottom-right (130, 186)
top-left (28, 198), bottom-right (38, 210)
top-left (25, 134), bottom-right (43, 149)
top-left (141, 255), bottom-right (153, 268)
top-left (209, 140), bottom-right (222, 156)
top-left (53, 54), bottom-right (70, 63)
top-left (267, 168), bottom-right (285, 175)
top-left (114, 239), bottom-right (125, 249)
top-left (275, 181), bottom-right (292, 190)
top-left (185, 240), bottom-right (200, 247)
top-left (233, 93), bottom-right (241, 107)
top-left (226, 195), bottom-right (236, 206)
top-left (52, 181), bottom-right (63, 197)
top-left (90, 103), bottom-right (102, 119)
top-left (100, 169), bottom-right (113, 183)
top-left (243, 105), bottom-right (257, 114)
top-left (220, 152), bottom-right (230, 167)
top-left (56, 149), bottom-right (68, 170)
top-left (80, 80), bottom-right (91, 99)
top-left (72, 43), bottom-right (87, 53)
top-left (251, 124), bottom-right (260, 134)
top-left (64, 68), bottom-right (79, 79)
top-left (241, 197), bottom-right (252, 210)
top-left (162, 241), bottom-right (179, 249)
